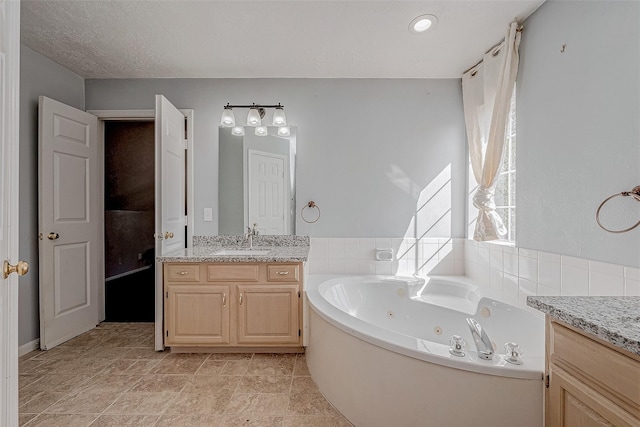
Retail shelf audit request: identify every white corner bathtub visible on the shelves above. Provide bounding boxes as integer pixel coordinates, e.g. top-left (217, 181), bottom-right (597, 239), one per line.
top-left (306, 275), bottom-right (544, 427)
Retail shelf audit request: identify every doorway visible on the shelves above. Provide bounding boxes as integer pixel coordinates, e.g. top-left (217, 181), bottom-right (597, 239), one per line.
top-left (104, 121), bottom-right (155, 322)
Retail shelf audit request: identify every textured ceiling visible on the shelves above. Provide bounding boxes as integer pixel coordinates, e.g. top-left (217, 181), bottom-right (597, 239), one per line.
top-left (21, 0), bottom-right (545, 79)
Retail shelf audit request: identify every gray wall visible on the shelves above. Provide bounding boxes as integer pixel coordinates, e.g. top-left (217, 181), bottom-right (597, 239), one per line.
top-left (19, 45), bottom-right (85, 346)
top-left (85, 79), bottom-right (468, 238)
top-left (517, 0), bottom-right (640, 267)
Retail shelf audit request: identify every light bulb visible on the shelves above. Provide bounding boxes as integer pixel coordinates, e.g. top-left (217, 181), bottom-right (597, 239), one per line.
top-left (246, 108), bottom-right (262, 126)
top-left (255, 126), bottom-right (268, 136)
top-left (220, 108), bottom-right (235, 127)
top-left (277, 126), bottom-right (291, 137)
top-left (272, 107), bottom-right (287, 126)
top-left (231, 126), bottom-right (245, 136)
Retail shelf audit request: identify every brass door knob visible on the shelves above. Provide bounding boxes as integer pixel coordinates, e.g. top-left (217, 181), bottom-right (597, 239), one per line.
top-left (164, 232), bottom-right (174, 239)
top-left (3, 260), bottom-right (29, 279)
top-left (47, 232), bottom-right (59, 240)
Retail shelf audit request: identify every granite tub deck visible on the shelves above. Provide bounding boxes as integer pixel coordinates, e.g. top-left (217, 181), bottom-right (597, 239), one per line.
top-left (527, 296), bottom-right (640, 356)
top-left (157, 235), bottom-right (310, 263)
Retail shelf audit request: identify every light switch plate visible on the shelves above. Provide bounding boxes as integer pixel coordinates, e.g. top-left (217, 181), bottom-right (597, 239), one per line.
top-left (203, 208), bottom-right (213, 222)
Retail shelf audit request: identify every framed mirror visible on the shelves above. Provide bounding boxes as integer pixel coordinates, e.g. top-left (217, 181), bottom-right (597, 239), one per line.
top-left (218, 126), bottom-right (297, 235)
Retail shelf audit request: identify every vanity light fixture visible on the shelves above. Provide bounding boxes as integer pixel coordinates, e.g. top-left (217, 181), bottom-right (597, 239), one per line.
top-left (220, 103), bottom-right (288, 129)
top-left (220, 105), bottom-right (236, 127)
top-left (409, 14), bottom-right (437, 34)
top-left (255, 126), bottom-right (268, 136)
top-left (231, 126), bottom-right (245, 136)
top-left (272, 106), bottom-right (287, 126)
top-left (277, 126), bottom-right (291, 137)
top-left (246, 107), bottom-right (262, 127)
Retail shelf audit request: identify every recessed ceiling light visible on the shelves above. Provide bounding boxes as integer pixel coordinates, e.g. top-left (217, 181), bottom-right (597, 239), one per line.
top-left (409, 14), bottom-right (438, 34)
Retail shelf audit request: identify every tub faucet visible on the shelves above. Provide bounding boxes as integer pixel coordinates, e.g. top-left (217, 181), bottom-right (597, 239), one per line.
top-left (244, 223), bottom-right (259, 249)
top-left (466, 318), bottom-right (494, 360)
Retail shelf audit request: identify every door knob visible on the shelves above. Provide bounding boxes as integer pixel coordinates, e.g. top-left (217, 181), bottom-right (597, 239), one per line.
top-left (3, 260), bottom-right (29, 279)
top-left (47, 232), bottom-right (59, 240)
top-left (164, 232), bottom-right (174, 239)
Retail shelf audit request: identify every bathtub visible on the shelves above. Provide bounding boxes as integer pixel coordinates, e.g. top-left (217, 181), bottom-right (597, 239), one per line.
top-left (306, 275), bottom-right (544, 427)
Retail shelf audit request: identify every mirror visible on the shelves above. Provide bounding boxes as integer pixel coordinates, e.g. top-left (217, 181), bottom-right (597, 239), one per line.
top-left (218, 126), bottom-right (297, 235)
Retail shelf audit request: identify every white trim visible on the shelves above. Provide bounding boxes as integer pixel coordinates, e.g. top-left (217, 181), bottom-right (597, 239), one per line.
top-left (88, 109), bottom-right (154, 119)
top-left (184, 109), bottom-right (195, 249)
top-left (40, 322), bottom-right (96, 351)
top-left (18, 339), bottom-right (40, 358)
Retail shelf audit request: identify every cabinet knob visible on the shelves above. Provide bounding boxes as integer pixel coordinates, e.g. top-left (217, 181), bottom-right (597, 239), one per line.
top-left (222, 293), bottom-right (226, 307)
top-left (239, 293), bottom-right (243, 305)
top-left (277, 271), bottom-right (290, 275)
top-left (178, 271), bottom-right (188, 275)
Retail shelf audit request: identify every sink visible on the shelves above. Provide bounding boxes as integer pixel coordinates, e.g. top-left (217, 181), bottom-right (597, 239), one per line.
top-left (213, 249), bottom-right (271, 256)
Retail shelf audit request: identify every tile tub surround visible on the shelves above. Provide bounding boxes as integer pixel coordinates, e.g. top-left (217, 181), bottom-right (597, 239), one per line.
top-left (157, 235), bottom-right (310, 263)
top-left (18, 323), bottom-right (351, 427)
top-left (308, 237), bottom-right (465, 276)
top-left (464, 240), bottom-right (640, 313)
top-left (527, 296), bottom-right (640, 356)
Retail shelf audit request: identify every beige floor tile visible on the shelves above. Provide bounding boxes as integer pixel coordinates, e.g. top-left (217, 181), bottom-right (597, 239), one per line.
top-left (290, 377), bottom-right (320, 395)
top-left (282, 415), bottom-right (353, 427)
top-left (82, 346), bottom-right (130, 360)
top-left (72, 374), bottom-right (141, 393)
top-left (19, 413), bottom-right (38, 426)
top-left (207, 353), bottom-right (253, 361)
top-left (220, 359), bottom-right (250, 375)
top-left (88, 414), bottom-right (160, 426)
top-left (19, 386), bottom-right (44, 406)
top-left (182, 375), bottom-right (241, 394)
top-left (150, 353), bottom-right (208, 374)
top-left (225, 393), bottom-right (288, 416)
top-left (237, 376), bottom-right (292, 394)
top-left (34, 358), bottom-right (110, 375)
top-left (129, 375), bottom-right (191, 393)
top-left (123, 347), bottom-right (169, 360)
top-left (246, 355), bottom-right (295, 377)
top-left (165, 391), bottom-right (233, 415)
top-left (155, 414), bottom-right (224, 427)
top-left (286, 393), bottom-right (341, 417)
top-left (222, 414), bottom-right (284, 427)
top-left (195, 359), bottom-right (228, 375)
top-left (103, 391), bottom-right (178, 415)
top-left (19, 374), bottom-right (42, 390)
top-left (19, 390), bottom-right (68, 413)
top-left (27, 347), bottom-right (88, 362)
top-left (18, 360), bottom-right (48, 374)
top-left (99, 359), bottom-right (159, 375)
top-left (24, 413), bottom-right (98, 427)
top-left (45, 390), bottom-right (122, 414)
top-left (22, 373), bottom-right (92, 393)
top-left (293, 355), bottom-right (310, 376)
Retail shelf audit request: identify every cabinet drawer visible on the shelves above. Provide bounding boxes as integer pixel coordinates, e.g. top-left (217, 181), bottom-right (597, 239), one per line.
top-left (207, 264), bottom-right (260, 282)
top-left (267, 264), bottom-right (300, 282)
top-left (551, 322), bottom-right (640, 411)
top-left (166, 264), bottom-right (200, 282)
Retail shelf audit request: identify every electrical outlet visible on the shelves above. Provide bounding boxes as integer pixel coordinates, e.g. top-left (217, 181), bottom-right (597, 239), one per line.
top-left (203, 208), bottom-right (213, 222)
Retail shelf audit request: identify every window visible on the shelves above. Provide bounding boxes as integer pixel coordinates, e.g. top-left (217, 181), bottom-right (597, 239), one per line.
top-left (494, 89), bottom-right (517, 242)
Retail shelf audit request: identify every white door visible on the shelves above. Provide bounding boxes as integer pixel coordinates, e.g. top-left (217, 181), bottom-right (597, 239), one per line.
top-left (247, 150), bottom-right (289, 235)
top-left (1, 0), bottom-right (23, 423)
top-left (38, 96), bottom-right (100, 350)
top-left (154, 95), bottom-right (186, 350)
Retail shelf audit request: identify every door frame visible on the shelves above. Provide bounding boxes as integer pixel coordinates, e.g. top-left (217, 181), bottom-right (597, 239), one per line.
top-left (88, 108), bottom-right (194, 350)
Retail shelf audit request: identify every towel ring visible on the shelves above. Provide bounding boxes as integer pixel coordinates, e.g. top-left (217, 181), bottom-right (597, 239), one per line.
top-left (595, 186), bottom-right (640, 233)
top-left (301, 201), bottom-right (320, 224)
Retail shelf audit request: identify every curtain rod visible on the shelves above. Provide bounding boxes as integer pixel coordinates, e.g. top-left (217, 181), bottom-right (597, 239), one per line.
top-left (462, 25), bottom-right (523, 77)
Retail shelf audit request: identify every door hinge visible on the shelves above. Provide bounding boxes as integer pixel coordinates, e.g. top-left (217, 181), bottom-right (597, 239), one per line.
top-left (184, 138), bottom-right (188, 150)
top-left (545, 373), bottom-right (550, 389)
top-left (184, 216), bottom-right (188, 226)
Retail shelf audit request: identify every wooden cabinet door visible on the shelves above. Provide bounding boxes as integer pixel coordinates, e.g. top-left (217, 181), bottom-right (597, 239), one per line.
top-left (547, 365), bottom-right (636, 427)
top-left (165, 284), bottom-right (230, 346)
top-left (236, 285), bottom-right (300, 345)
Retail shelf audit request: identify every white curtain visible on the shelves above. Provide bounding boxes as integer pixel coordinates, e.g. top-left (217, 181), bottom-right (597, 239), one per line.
top-left (462, 22), bottom-right (521, 241)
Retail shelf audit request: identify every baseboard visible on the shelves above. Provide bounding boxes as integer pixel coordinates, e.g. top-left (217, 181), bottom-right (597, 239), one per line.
top-left (19, 338), bottom-right (40, 357)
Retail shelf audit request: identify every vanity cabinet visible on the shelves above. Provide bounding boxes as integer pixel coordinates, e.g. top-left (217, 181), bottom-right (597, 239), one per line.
top-left (546, 319), bottom-right (640, 426)
top-left (164, 262), bottom-right (302, 350)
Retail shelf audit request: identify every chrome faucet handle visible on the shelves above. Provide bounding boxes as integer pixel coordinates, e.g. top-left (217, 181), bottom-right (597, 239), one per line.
top-left (449, 335), bottom-right (466, 357)
top-left (504, 342), bottom-right (523, 365)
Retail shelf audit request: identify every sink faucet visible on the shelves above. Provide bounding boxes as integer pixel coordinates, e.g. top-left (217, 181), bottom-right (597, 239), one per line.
top-left (245, 223), bottom-right (259, 249)
top-left (466, 318), bottom-right (494, 360)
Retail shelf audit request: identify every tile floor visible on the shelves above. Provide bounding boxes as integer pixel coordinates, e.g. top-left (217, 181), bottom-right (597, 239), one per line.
top-left (18, 323), bottom-right (352, 427)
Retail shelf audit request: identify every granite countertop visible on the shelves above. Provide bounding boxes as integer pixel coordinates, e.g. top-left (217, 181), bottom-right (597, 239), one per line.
top-left (527, 296), bottom-right (640, 356)
top-left (156, 235), bottom-right (310, 263)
